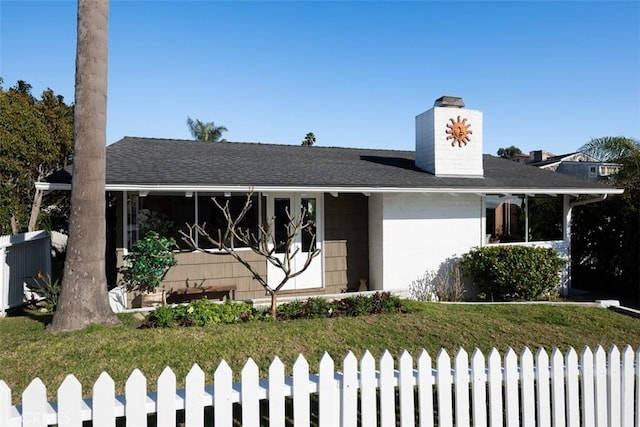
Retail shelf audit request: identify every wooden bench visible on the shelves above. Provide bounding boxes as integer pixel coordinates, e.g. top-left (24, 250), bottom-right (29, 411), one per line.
top-left (167, 284), bottom-right (237, 303)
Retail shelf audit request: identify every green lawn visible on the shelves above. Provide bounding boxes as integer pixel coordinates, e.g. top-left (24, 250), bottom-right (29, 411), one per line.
top-left (1, 301), bottom-right (639, 404)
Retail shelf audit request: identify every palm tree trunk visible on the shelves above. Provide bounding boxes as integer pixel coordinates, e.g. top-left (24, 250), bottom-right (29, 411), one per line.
top-left (48, 0), bottom-right (118, 332)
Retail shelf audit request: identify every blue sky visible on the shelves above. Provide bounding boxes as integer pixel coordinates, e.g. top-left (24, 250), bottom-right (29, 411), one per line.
top-left (1, 1), bottom-right (638, 156)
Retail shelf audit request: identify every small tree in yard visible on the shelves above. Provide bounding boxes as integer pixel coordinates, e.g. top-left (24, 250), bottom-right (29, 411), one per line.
top-left (180, 191), bottom-right (321, 318)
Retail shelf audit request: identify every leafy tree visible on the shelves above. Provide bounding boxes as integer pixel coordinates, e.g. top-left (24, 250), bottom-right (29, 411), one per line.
top-left (0, 79), bottom-right (74, 234)
top-left (302, 132), bottom-right (316, 146)
top-left (186, 117), bottom-right (228, 142)
top-left (48, 0), bottom-right (118, 332)
top-left (571, 136), bottom-right (640, 306)
top-left (497, 146), bottom-right (522, 159)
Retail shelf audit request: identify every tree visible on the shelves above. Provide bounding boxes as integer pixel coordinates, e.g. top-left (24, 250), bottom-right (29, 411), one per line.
top-left (0, 80), bottom-right (74, 235)
top-left (571, 136), bottom-right (640, 306)
top-left (302, 132), bottom-right (316, 146)
top-left (181, 191), bottom-right (321, 318)
top-left (48, 0), bottom-right (118, 332)
top-left (186, 117), bottom-right (228, 142)
top-left (496, 146), bottom-right (522, 159)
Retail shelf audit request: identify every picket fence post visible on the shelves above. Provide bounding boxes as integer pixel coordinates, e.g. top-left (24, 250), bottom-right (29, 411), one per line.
top-left (416, 349), bottom-right (434, 427)
top-left (487, 348), bottom-right (502, 427)
top-left (58, 374), bottom-right (83, 427)
top-left (535, 348), bottom-right (551, 427)
top-left (580, 347), bottom-right (595, 426)
top-left (503, 348), bottom-right (519, 427)
top-left (359, 350), bottom-right (377, 427)
top-left (379, 350), bottom-right (396, 426)
top-left (292, 354), bottom-right (310, 427)
top-left (341, 351), bottom-right (358, 427)
top-left (185, 364), bottom-right (205, 427)
top-left (519, 347), bottom-right (535, 427)
top-left (318, 352), bottom-right (338, 427)
top-left (268, 356), bottom-right (285, 427)
top-left (156, 367), bottom-right (177, 427)
top-left (214, 360), bottom-right (232, 427)
top-left (92, 371), bottom-right (116, 427)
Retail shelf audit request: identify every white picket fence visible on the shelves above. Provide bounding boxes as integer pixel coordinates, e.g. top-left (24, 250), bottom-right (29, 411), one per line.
top-left (1, 345), bottom-right (638, 426)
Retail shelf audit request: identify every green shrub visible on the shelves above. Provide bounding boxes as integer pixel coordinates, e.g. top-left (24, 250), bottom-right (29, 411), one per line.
top-left (144, 299), bottom-right (256, 328)
top-left (460, 245), bottom-right (565, 300)
top-left (121, 231), bottom-right (177, 294)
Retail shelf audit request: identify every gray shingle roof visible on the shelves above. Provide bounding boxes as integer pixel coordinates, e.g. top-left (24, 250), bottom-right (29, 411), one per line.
top-left (45, 137), bottom-right (622, 193)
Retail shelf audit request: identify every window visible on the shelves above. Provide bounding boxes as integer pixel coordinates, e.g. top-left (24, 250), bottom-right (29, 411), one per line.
top-left (138, 195), bottom-right (195, 250)
top-left (486, 195), bottom-right (525, 243)
top-left (486, 195), bottom-right (563, 243)
top-left (126, 192), bottom-right (259, 251)
top-left (198, 194), bottom-right (259, 249)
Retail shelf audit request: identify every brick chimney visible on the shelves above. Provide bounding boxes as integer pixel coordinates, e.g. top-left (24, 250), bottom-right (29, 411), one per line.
top-left (415, 96), bottom-right (483, 177)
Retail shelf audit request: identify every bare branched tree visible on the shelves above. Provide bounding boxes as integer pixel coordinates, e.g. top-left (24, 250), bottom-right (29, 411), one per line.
top-left (180, 191), bottom-right (321, 318)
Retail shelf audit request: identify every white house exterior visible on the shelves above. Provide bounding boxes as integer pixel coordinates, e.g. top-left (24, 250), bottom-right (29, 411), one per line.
top-left (37, 97), bottom-right (623, 305)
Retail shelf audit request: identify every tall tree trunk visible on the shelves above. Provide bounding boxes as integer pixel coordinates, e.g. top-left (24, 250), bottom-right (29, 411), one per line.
top-left (27, 188), bottom-right (44, 232)
top-left (48, 0), bottom-right (118, 332)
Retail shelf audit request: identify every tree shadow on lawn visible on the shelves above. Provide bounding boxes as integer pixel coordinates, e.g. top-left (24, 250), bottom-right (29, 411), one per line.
top-left (6, 306), bottom-right (53, 326)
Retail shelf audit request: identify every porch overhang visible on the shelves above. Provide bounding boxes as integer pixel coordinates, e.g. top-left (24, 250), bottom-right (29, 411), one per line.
top-left (34, 181), bottom-right (624, 197)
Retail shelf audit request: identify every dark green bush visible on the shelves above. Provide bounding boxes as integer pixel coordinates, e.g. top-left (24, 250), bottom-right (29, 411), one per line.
top-left (121, 231), bottom-right (177, 294)
top-left (460, 245), bottom-right (565, 300)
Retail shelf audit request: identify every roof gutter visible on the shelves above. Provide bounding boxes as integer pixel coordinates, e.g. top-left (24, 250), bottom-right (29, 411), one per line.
top-left (570, 193), bottom-right (608, 208)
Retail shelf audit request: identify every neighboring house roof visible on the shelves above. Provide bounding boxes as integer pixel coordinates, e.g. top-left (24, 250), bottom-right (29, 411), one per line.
top-left (527, 152), bottom-right (599, 168)
top-left (39, 137), bottom-right (623, 195)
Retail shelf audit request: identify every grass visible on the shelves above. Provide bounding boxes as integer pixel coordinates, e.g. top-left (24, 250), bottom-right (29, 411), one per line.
top-left (1, 301), bottom-right (640, 404)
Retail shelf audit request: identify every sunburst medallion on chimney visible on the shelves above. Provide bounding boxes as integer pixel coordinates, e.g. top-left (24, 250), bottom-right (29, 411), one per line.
top-left (415, 96), bottom-right (483, 177)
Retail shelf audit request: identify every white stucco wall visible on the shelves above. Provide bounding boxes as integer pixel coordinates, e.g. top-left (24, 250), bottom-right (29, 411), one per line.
top-left (371, 192), bottom-right (484, 291)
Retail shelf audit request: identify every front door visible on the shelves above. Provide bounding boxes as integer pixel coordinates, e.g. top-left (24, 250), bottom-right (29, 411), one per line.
top-left (267, 193), bottom-right (323, 290)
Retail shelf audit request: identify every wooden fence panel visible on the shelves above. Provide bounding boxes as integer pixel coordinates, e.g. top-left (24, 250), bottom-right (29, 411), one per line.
top-left (621, 345), bottom-right (635, 427)
top-left (125, 369), bottom-right (147, 426)
top-left (379, 350), bottom-right (396, 427)
top-left (608, 345), bottom-right (621, 427)
top-left (453, 349), bottom-right (469, 427)
top-left (580, 347), bottom-right (595, 426)
top-left (22, 378), bottom-right (48, 427)
top-left (268, 357), bottom-right (285, 427)
top-left (487, 348), bottom-right (502, 427)
top-left (318, 352), bottom-right (338, 427)
top-left (594, 346), bottom-right (608, 427)
top-left (340, 351), bottom-right (358, 427)
top-left (565, 348), bottom-right (580, 427)
top-left (398, 350), bottom-right (415, 427)
top-left (185, 364), bottom-right (205, 427)
top-left (535, 348), bottom-right (550, 427)
top-left (550, 348), bottom-right (566, 427)
top-left (293, 354), bottom-right (310, 427)
top-left (503, 348), bottom-right (519, 427)
top-left (520, 347), bottom-right (535, 427)
top-left (57, 375), bottom-right (83, 427)
top-left (92, 372), bottom-right (116, 427)
top-left (416, 349), bottom-right (434, 427)
top-left (436, 349), bottom-right (453, 427)
top-left (156, 367), bottom-right (177, 427)
top-left (470, 349), bottom-right (486, 427)
top-left (214, 361), bottom-right (232, 427)
top-left (359, 351), bottom-right (377, 427)
top-left (241, 358), bottom-right (260, 427)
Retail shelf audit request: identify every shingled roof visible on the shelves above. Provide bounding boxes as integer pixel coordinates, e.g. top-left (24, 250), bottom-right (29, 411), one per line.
top-left (41, 137), bottom-right (623, 195)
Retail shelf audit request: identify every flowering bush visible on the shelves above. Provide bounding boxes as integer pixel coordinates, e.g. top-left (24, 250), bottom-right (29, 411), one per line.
top-left (460, 245), bottom-right (565, 300)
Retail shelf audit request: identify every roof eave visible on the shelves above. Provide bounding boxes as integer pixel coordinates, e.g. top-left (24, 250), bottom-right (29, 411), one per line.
top-left (35, 181), bottom-right (624, 196)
